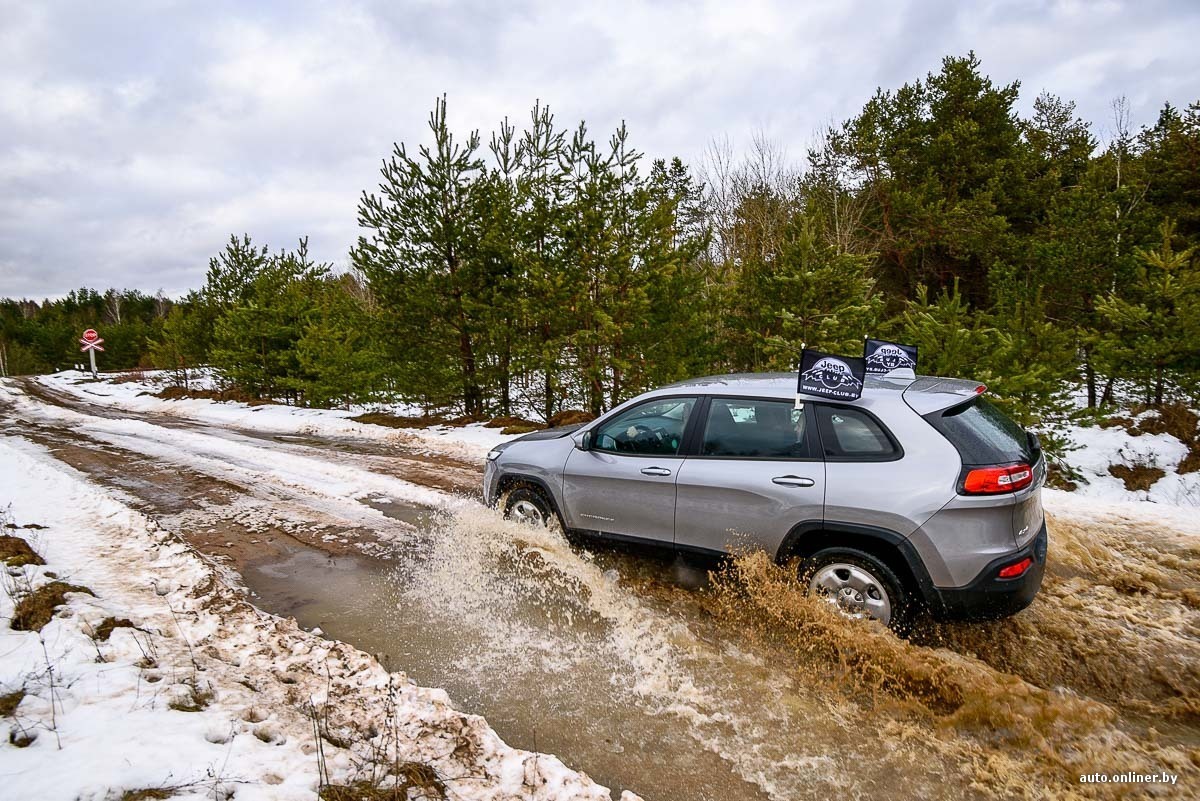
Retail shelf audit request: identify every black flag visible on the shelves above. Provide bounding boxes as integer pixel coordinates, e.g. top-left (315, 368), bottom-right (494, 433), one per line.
top-left (797, 349), bottom-right (866, 401)
top-left (863, 338), bottom-right (918, 374)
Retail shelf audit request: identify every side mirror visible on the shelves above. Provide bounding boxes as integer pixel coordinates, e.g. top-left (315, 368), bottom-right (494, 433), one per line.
top-left (576, 430), bottom-right (593, 451)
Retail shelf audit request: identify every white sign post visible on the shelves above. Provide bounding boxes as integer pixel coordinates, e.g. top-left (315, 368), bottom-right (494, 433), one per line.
top-left (80, 329), bottom-right (105, 378)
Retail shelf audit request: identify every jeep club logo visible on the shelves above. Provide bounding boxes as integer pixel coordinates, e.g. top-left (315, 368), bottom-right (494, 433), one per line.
top-left (798, 349), bottom-right (867, 400)
top-left (864, 338), bottom-right (919, 375)
top-left (800, 357), bottom-right (863, 390)
top-left (866, 343), bottom-right (915, 371)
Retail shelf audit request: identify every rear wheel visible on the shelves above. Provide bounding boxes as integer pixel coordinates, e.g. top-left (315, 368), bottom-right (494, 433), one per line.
top-left (802, 547), bottom-right (913, 632)
top-left (503, 486), bottom-right (554, 528)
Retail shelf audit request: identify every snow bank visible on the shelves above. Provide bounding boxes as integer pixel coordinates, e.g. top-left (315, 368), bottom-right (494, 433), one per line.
top-left (35, 371), bottom-right (521, 460)
top-left (0, 436), bottom-right (639, 800)
top-left (1049, 411), bottom-right (1200, 534)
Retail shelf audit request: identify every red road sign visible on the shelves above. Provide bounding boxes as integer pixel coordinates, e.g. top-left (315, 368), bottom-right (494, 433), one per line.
top-left (82, 328), bottom-right (99, 343)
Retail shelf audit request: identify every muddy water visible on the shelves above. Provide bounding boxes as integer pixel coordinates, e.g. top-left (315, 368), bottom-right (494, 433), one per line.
top-left (241, 506), bottom-right (1190, 801)
top-left (245, 542), bottom-right (777, 801)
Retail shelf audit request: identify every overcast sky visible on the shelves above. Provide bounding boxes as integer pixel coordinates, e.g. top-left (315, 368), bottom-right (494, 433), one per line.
top-left (2, 0), bottom-right (1197, 299)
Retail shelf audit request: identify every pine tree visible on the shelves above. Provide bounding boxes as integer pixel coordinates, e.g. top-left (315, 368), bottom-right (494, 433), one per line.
top-left (354, 96), bottom-right (489, 415)
top-left (760, 214), bottom-right (883, 368)
top-left (1097, 222), bottom-right (1200, 406)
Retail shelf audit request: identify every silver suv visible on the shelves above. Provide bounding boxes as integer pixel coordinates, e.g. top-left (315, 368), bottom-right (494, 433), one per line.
top-left (483, 373), bottom-right (1047, 630)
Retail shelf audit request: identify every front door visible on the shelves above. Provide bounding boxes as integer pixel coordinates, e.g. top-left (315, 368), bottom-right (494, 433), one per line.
top-left (674, 397), bottom-right (825, 555)
top-left (562, 395), bottom-right (698, 543)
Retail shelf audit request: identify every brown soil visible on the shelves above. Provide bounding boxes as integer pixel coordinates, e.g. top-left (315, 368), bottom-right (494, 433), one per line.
top-left (11, 581), bottom-right (95, 632)
top-left (1108, 463), bottom-right (1166, 491)
top-left (0, 535), bottom-right (44, 567)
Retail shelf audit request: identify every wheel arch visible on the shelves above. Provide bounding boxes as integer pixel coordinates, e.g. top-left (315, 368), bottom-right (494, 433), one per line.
top-left (776, 520), bottom-right (940, 611)
top-left (495, 473), bottom-right (567, 528)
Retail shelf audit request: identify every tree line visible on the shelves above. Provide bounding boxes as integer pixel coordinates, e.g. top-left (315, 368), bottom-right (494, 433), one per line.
top-left (3, 53), bottom-right (1198, 431)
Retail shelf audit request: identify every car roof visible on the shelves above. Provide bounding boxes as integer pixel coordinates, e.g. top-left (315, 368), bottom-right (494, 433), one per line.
top-left (655, 372), bottom-right (983, 414)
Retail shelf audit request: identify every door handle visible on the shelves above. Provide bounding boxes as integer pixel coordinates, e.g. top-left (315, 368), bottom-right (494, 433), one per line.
top-left (772, 475), bottom-right (815, 487)
top-left (640, 466), bottom-right (672, 476)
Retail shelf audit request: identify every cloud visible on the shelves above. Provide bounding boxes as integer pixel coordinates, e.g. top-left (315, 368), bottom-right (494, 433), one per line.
top-left (1, 0), bottom-right (1197, 298)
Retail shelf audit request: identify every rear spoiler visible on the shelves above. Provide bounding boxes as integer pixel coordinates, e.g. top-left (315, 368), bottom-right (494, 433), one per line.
top-left (902, 377), bottom-right (987, 416)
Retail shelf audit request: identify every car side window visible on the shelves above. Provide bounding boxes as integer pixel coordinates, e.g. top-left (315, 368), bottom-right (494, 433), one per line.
top-left (702, 398), bottom-right (812, 458)
top-left (593, 397), bottom-right (696, 456)
top-left (815, 405), bottom-right (899, 460)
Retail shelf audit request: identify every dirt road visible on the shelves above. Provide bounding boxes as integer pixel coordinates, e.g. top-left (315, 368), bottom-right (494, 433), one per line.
top-left (1, 376), bottom-right (1196, 800)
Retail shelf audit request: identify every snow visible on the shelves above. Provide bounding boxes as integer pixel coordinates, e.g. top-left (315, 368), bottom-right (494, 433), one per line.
top-left (0, 436), bottom-right (640, 800)
top-left (34, 370), bottom-right (522, 460)
top-left (1042, 413), bottom-right (1200, 535)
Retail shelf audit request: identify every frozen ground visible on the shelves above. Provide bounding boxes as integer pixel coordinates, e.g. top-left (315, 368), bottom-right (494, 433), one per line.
top-left (0, 436), bottom-right (639, 800)
top-left (35, 370), bottom-right (521, 461)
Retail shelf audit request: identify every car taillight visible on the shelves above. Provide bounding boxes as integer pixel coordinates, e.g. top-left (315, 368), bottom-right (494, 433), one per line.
top-left (997, 557), bottom-right (1033, 579)
top-left (962, 463), bottom-right (1033, 495)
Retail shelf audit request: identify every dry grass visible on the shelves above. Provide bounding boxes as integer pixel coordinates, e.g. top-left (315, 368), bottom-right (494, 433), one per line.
top-left (0, 689), bottom-right (24, 717)
top-left (319, 763), bottom-right (447, 801)
top-left (1107, 463), bottom-right (1166, 491)
top-left (111, 369), bottom-right (149, 384)
top-left (8, 729), bottom-right (35, 747)
top-left (351, 412), bottom-right (447, 429)
top-left (547, 409), bottom-right (595, 427)
top-left (500, 423), bottom-right (541, 435)
top-left (10, 581), bottom-right (94, 632)
top-left (483, 415), bottom-right (542, 430)
top-left (1103, 403), bottom-right (1200, 475)
top-left (167, 683), bottom-right (214, 712)
top-left (94, 616), bottom-right (135, 641)
top-left (0, 535), bottom-right (44, 567)
top-left (119, 790), bottom-right (174, 801)
top-left (1179, 445), bottom-right (1200, 475)
top-left (1130, 403), bottom-right (1199, 441)
top-left (155, 386), bottom-right (275, 406)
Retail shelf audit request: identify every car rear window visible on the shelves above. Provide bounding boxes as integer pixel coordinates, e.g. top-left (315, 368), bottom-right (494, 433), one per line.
top-left (925, 397), bottom-right (1029, 465)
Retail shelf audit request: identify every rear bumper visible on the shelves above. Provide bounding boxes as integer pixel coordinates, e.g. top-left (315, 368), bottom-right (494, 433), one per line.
top-left (928, 522), bottom-right (1047, 621)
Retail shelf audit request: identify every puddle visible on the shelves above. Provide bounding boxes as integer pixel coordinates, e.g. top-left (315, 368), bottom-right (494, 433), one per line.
top-left (241, 504), bottom-right (993, 801)
top-left (243, 529), bottom-right (772, 800)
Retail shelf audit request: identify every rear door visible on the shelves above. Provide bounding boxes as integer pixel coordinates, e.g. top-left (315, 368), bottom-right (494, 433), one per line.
top-left (562, 395), bottom-right (698, 543)
top-left (674, 397), bottom-right (825, 556)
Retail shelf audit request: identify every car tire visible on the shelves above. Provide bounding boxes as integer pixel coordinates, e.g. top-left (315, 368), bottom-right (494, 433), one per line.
top-left (503, 486), bottom-right (556, 529)
top-left (801, 547), bottom-right (913, 633)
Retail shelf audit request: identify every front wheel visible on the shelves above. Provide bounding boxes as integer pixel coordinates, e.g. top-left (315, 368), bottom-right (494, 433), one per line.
top-left (503, 486), bottom-right (554, 528)
top-left (802, 547), bottom-right (913, 632)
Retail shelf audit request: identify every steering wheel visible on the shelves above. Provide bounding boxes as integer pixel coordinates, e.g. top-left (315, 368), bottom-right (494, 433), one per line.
top-left (615, 423), bottom-right (666, 451)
